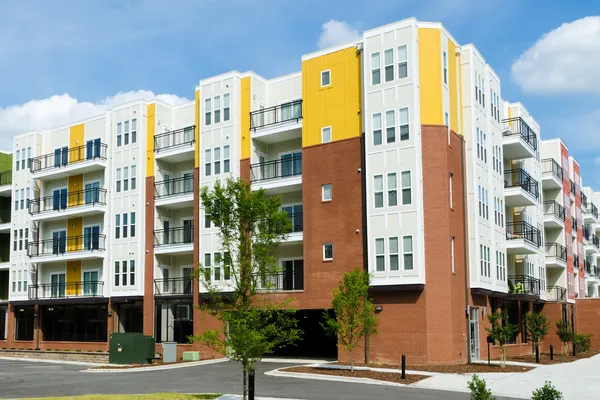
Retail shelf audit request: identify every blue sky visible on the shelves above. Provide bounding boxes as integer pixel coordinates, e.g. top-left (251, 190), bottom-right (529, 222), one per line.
top-left (0, 0), bottom-right (598, 187)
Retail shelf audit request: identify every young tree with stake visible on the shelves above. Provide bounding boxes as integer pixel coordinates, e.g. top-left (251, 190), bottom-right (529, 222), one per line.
top-left (486, 310), bottom-right (517, 368)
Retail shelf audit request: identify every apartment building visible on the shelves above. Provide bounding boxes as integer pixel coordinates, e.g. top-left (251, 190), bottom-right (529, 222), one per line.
top-left (0, 17), bottom-right (598, 365)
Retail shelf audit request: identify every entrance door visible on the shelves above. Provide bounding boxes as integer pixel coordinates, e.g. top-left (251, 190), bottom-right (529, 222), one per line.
top-left (163, 173), bottom-right (172, 196)
top-left (183, 172), bottom-right (194, 193)
top-left (53, 188), bottom-right (67, 211)
top-left (183, 267), bottom-right (193, 294)
top-left (53, 230), bottom-right (67, 254)
top-left (50, 273), bottom-right (66, 298)
top-left (183, 219), bottom-right (193, 244)
top-left (282, 204), bottom-right (303, 232)
top-left (83, 270), bottom-right (99, 296)
top-left (469, 307), bottom-right (480, 362)
top-left (85, 182), bottom-right (101, 204)
top-left (280, 151), bottom-right (301, 177)
top-left (84, 226), bottom-right (100, 250)
top-left (162, 268), bottom-right (171, 294)
top-left (163, 220), bottom-right (171, 245)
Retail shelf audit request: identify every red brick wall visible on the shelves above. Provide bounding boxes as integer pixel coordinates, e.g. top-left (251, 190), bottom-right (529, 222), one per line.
top-left (575, 299), bottom-right (600, 349)
top-left (143, 176), bottom-right (156, 336)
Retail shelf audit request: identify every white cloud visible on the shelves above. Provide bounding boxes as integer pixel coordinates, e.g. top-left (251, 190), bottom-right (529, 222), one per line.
top-left (511, 16), bottom-right (600, 94)
top-left (317, 20), bottom-right (361, 50)
top-left (0, 90), bottom-right (190, 150)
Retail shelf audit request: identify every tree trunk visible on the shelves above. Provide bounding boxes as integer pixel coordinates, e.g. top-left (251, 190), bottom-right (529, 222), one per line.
top-left (243, 365), bottom-right (247, 400)
top-left (350, 350), bottom-right (354, 373)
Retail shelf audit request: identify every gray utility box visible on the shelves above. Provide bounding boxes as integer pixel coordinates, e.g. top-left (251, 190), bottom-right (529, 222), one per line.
top-left (162, 341), bottom-right (177, 363)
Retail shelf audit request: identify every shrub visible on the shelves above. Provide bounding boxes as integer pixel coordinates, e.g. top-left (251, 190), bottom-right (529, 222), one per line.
top-left (1, 347), bottom-right (6, 349)
top-left (555, 321), bottom-right (573, 354)
top-left (574, 333), bottom-right (592, 353)
top-left (532, 381), bottom-right (563, 400)
top-left (467, 374), bottom-right (495, 400)
top-left (96, 350), bottom-right (103, 353)
top-left (64, 349), bottom-right (71, 352)
top-left (75, 349), bottom-right (81, 353)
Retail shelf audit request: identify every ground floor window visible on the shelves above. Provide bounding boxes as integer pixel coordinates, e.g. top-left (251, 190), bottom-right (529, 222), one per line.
top-left (520, 302), bottom-right (529, 344)
top-left (506, 301), bottom-right (519, 344)
top-left (42, 304), bottom-right (108, 342)
top-left (14, 306), bottom-right (34, 341)
top-left (116, 302), bottom-right (143, 333)
top-left (0, 305), bottom-right (7, 340)
top-left (155, 299), bottom-right (193, 344)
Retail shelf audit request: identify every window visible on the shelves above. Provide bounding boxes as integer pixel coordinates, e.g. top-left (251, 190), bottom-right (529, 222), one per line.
top-left (322, 183), bottom-right (332, 201)
top-left (449, 173), bottom-right (453, 208)
top-left (15, 150), bottom-right (20, 171)
top-left (129, 260), bottom-right (136, 286)
top-left (117, 123), bottom-right (122, 147)
top-left (223, 145), bottom-right (230, 173)
top-left (214, 96), bottom-right (221, 124)
top-left (403, 236), bottom-right (413, 270)
top-left (204, 213), bottom-right (211, 228)
top-left (26, 187), bottom-right (30, 209)
top-left (375, 238), bottom-right (385, 271)
top-left (387, 173), bottom-right (397, 206)
top-left (223, 94), bottom-right (230, 121)
top-left (444, 112), bottom-right (449, 127)
top-left (122, 213), bottom-right (128, 239)
top-left (131, 119), bottom-right (137, 144)
top-left (130, 212), bottom-right (136, 238)
top-left (124, 120), bottom-right (130, 145)
top-left (204, 149), bottom-right (211, 176)
top-left (321, 126), bottom-right (332, 143)
top-left (115, 214), bottom-right (121, 239)
top-left (123, 166), bottom-right (129, 191)
top-left (14, 190), bottom-right (18, 211)
top-left (478, 185), bottom-right (482, 217)
top-left (13, 230), bottom-right (17, 251)
top-left (397, 45), bottom-right (408, 79)
top-left (321, 70), bottom-right (331, 87)
top-left (20, 188), bottom-right (24, 209)
top-left (131, 165), bottom-right (137, 190)
top-left (116, 168), bottom-right (121, 193)
top-left (374, 175), bottom-right (383, 208)
top-left (18, 270), bottom-right (22, 291)
top-left (442, 51), bottom-right (447, 84)
top-left (204, 253), bottom-right (211, 280)
top-left (386, 110), bottom-right (395, 143)
top-left (399, 107), bottom-right (409, 141)
top-left (205, 98), bottom-right (212, 125)
top-left (371, 52), bottom-right (381, 85)
top-left (214, 147), bottom-right (221, 175)
top-left (384, 48), bottom-right (394, 82)
top-left (451, 236), bottom-right (455, 273)
top-left (323, 243), bottom-right (333, 260)
top-left (389, 237), bottom-right (399, 271)
top-left (401, 171), bottom-right (412, 205)
top-left (114, 262), bottom-right (120, 286)
top-left (122, 261), bottom-right (128, 286)
top-left (12, 271), bottom-right (16, 292)
top-left (372, 113), bottom-right (382, 146)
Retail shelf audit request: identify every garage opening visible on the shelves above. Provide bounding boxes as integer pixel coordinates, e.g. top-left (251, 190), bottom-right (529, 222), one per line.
top-left (270, 309), bottom-right (337, 359)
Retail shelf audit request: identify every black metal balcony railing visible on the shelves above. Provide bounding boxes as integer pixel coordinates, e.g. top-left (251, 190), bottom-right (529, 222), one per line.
top-left (250, 155), bottom-right (302, 183)
top-left (585, 260), bottom-right (592, 274)
top-left (541, 158), bottom-right (563, 181)
top-left (30, 143), bottom-right (108, 173)
top-left (250, 100), bottom-right (302, 131)
top-left (508, 275), bottom-right (541, 296)
top-left (574, 255), bottom-right (580, 269)
top-left (286, 212), bottom-right (303, 233)
top-left (28, 281), bottom-right (104, 299)
top-left (592, 204), bottom-right (599, 219)
top-left (582, 192), bottom-right (588, 209)
top-left (154, 126), bottom-right (196, 153)
top-left (547, 286), bottom-right (567, 302)
top-left (572, 216), bottom-right (578, 232)
top-left (154, 176), bottom-right (195, 199)
top-left (154, 277), bottom-right (193, 296)
top-left (29, 188), bottom-right (107, 215)
top-left (154, 226), bottom-right (194, 247)
top-left (504, 169), bottom-right (539, 199)
top-left (543, 201), bottom-right (565, 222)
top-left (502, 117), bottom-right (538, 151)
top-left (584, 225), bottom-right (592, 241)
top-left (593, 234), bottom-right (600, 249)
top-left (256, 270), bottom-right (304, 291)
top-left (0, 170), bottom-right (12, 186)
top-left (27, 234), bottom-right (106, 257)
top-left (570, 180), bottom-right (576, 195)
top-left (545, 243), bottom-right (567, 262)
top-left (505, 221), bottom-right (541, 247)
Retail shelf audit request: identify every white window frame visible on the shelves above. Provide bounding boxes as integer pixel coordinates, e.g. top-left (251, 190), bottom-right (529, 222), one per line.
top-left (375, 238), bottom-right (385, 272)
top-left (384, 48), bottom-right (394, 82)
top-left (322, 183), bottom-right (332, 202)
top-left (321, 126), bottom-right (332, 143)
top-left (449, 173), bottom-right (453, 209)
top-left (372, 113), bottom-right (382, 146)
top-left (451, 236), bottom-right (455, 274)
top-left (323, 243), bottom-right (333, 261)
top-left (385, 110), bottom-right (395, 144)
top-left (387, 173), bottom-right (397, 207)
top-left (401, 170), bottom-right (412, 205)
top-left (371, 52), bottom-right (381, 85)
top-left (389, 237), bottom-right (399, 271)
top-left (397, 44), bottom-right (408, 79)
top-left (442, 51), bottom-right (448, 85)
top-left (320, 70), bottom-right (331, 87)
top-left (223, 93), bottom-right (230, 121)
top-left (402, 235), bottom-right (414, 271)
top-left (204, 98), bottom-right (212, 126)
top-left (399, 107), bottom-right (409, 141)
top-left (223, 145), bottom-right (231, 173)
top-left (373, 175), bottom-right (384, 208)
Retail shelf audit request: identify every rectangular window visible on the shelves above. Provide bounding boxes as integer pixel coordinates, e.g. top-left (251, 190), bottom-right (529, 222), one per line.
top-left (223, 94), bottom-right (230, 121)
top-left (322, 183), bottom-right (332, 201)
top-left (223, 145), bottom-right (230, 173)
top-left (27, 147), bottom-right (31, 168)
top-left (18, 271), bottom-right (21, 292)
top-left (214, 147), bottom-right (221, 175)
top-left (124, 120), bottom-right (130, 145)
top-left (375, 238), bottom-right (385, 272)
top-left (445, 112), bottom-right (449, 127)
top-left (321, 126), bottom-right (332, 143)
top-left (14, 190), bottom-right (18, 211)
top-left (399, 107), bottom-right (409, 141)
top-left (15, 150), bottom-right (20, 171)
top-left (401, 171), bottom-right (412, 205)
top-left (20, 188), bottom-right (24, 209)
top-left (397, 45), bottom-right (408, 78)
top-left (443, 51), bottom-right (448, 84)
top-left (321, 70), bottom-right (331, 87)
top-left (374, 175), bottom-right (383, 208)
top-left (130, 212), bottom-right (136, 238)
top-left (12, 271), bottom-right (16, 292)
top-left (384, 48), bottom-right (394, 82)
top-left (115, 214), bottom-right (121, 239)
top-left (389, 237), bottom-right (399, 271)
top-left (204, 149), bottom-right (211, 176)
top-left (131, 118), bottom-right (137, 144)
top-left (131, 165), bottom-right (137, 190)
top-left (24, 228), bottom-right (28, 249)
top-left (371, 52), bottom-right (381, 85)
top-left (372, 113), bottom-right (382, 146)
top-left (116, 168), bottom-right (121, 193)
top-left (129, 260), bottom-right (136, 286)
top-left (323, 243), bottom-right (333, 260)
top-left (13, 230), bottom-right (17, 251)
top-left (403, 236), bottom-right (413, 270)
top-left (451, 236), bottom-right (455, 273)
top-left (205, 98), bottom-right (212, 125)
top-left (122, 213), bottom-right (128, 239)
top-left (387, 173), bottom-right (397, 207)
top-left (214, 96), bottom-right (221, 124)
top-left (449, 173), bottom-right (453, 208)
top-left (205, 213), bottom-right (211, 228)
top-left (19, 229), bottom-right (23, 250)
top-left (122, 261), bottom-right (128, 286)
top-left (26, 187), bottom-right (30, 209)
top-left (386, 110), bottom-right (395, 143)
top-left (123, 166), bottom-right (129, 191)
top-left (204, 253), bottom-right (211, 268)
top-left (117, 122), bottom-right (122, 147)
top-left (114, 262), bottom-right (120, 286)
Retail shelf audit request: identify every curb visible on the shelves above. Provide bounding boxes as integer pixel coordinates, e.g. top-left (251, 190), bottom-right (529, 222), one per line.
top-left (265, 368), bottom-right (408, 387)
top-left (310, 363), bottom-right (440, 376)
top-left (83, 357), bottom-right (228, 373)
top-left (0, 356), bottom-right (104, 367)
top-left (260, 358), bottom-right (333, 364)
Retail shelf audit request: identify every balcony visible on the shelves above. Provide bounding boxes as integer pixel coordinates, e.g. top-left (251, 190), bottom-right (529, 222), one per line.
top-left (508, 275), bottom-right (540, 298)
top-left (506, 221), bottom-right (541, 254)
top-left (154, 176), bottom-right (195, 208)
top-left (543, 201), bottom-right (565, 229)
top-left (154, 126), bottom-right (196, 163)
top-left (250, 100), bottom-right (303, 144)
top-left (250, 156), bottom-right (302, 194)
top-left (154, 226), bottom-right (194, 255)
top-left (545, 243), bottom-right (567, 268)
top-left (283, 212), bottom-right (303, 245)
top-left (585, 260), bottom-right (592, 275)
top-left (572, 216), bottom-right (578, 233)
top-left (504, 169), bottom-right (539, 207)
top-left (256, 270), bottom-right (304, 292)
top-left (29, 188), bottom-right (107, 222)
top-left (585, 233), bottom-right (600, 255)
top-left (583, 203), bottom-right (599, 223)
top-left (541, 159), bottom-right (563, 189)
top-left (570, 180), bottom-right (576, 197)
top-left (27, 234), bottom-right (106, 263)
top-left (30, 142), bottom-right (108, 180)
top-left (154, 277), bottom-right (194, 297)
top-left (0, 171), bottom-right (12, 196)
top-left (28, 281), bottom-right (104, 300)
top-left (547, 286), bottom-right (567, 302)
top-left (501, 117), bottom-right (537, 160)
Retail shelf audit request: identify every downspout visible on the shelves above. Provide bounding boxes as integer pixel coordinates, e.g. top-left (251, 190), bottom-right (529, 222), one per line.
top-left (461, 136), bottom-right (472, 363)
top-left (361, 131), bottom-right (369, 365)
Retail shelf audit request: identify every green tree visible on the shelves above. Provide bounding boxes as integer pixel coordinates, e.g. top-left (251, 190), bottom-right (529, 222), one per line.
top-left (190, 178), bottom-right (302, 400)
top-left (532, 381), bottom-right (564, 400)
top-left (485, 310), bottom-right (517, 368)
top-left (322, 268), bottom-right (378, 371)
top-left (555, 320), bottom-right (573, 355)
top-left (467, 374), bottom-right (495, 400)
top-left (525, 312), bottom-right (549, 352)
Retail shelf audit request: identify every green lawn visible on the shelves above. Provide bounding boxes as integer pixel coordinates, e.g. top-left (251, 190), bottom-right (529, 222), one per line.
top-left (21, 394), bottom-right (221, 400)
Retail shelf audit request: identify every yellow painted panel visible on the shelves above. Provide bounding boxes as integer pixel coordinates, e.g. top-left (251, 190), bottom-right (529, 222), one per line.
top-left (301, 47), bottom-right (361, 147)
top-left (69, 123), bottom-right (85, 163)
top-left (67, 217), bottom-right (83, 252)
top-left (68, 174), bottom-right (83, 207)
top-left (448, 39), bottom-right (459, 135)
top-left (194, 90), bottom-right (201, 168)
top-left (146, 104), bottom-right (156, 177)
top-left (66, 261), bottom-right (81, 296)
top-left (418, 28), bottom-right (443, 125)
top-left (240, 77), bottom-right (251, 159)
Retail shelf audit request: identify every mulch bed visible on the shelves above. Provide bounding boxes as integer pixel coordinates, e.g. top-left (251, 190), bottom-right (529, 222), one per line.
top-left (282, 366), bottom-right (429, 384)
top-left (92, 359), bottom-right (197, 369)
top-left (335, 362), bottom-right (533, 374)
top-left (508, 349), bottom-right (600, 365)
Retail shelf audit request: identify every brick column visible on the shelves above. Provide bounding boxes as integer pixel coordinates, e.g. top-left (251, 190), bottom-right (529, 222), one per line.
top-left (143, 176), bottom-right (156, 336)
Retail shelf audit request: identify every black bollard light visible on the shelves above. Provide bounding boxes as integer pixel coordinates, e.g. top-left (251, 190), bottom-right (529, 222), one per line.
top-left (401, 354), bottom-right (406, 379)
top-left (573, 337), bottom-right (577, 357)
top-left (488, 342), bottom-right (491, 365)
top-left (535, 344), bottom-right (540, 363)
top-left (550, 345), bottom-right (554, 361)
top-left (248, 369), bottom-right (255, 400)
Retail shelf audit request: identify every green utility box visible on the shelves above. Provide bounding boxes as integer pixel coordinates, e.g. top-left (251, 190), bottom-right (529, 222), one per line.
top-left (109, 333), bottom-right (155, 365)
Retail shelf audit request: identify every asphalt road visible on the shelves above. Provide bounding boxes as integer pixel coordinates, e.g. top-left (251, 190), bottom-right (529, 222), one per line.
top-left (0, 358), bottom-right (520, 400)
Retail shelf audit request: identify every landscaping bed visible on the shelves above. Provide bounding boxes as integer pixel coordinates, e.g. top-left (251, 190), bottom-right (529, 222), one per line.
top-left (508, 349), bottom-right (600, 365)
top-left (335, 362), bottom-right (533, 373)
top-left (282, 366), bottom-right (429, 384)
